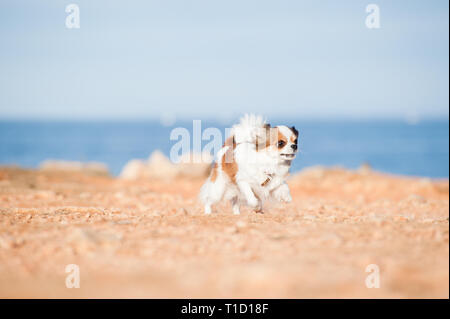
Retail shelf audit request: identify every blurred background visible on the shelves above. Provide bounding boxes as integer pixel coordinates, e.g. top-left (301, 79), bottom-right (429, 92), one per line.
top-left (0, 0), bottom-right (448, 177)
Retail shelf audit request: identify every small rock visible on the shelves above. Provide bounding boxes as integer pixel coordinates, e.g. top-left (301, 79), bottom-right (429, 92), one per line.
top-left (326, 215), bottom-right (337, 222)
top-left (358, 162), bottom-right (372, 175)
top-left (0, 237), bottom-right (13, 249)
top-left (236, 221), bottom-right (247, 229)
top-left (408, 194), bottom-right (426, 203)
top-left (270, 234), bottom-right (286, 240)
top-left (119, 159), bottom-right (148, 180)
top-left (115, 220), bottom-right (132, 225)
top-left (225, 226), bottom-right (239, 234)
top-left (80, 192), bottom-right (91, 199)
top-left (393, 215), bottom-right (408, 222)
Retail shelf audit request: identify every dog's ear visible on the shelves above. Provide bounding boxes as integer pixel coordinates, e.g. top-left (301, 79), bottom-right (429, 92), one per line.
top-left (290, 126), bottom-right (299, 137)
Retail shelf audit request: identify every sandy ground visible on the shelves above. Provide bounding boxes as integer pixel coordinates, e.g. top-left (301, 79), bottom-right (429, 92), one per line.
top-left (0, 166), bottom-right (448, 298)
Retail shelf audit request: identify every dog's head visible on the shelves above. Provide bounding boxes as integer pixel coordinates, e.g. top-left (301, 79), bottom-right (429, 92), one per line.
top-left (257, 124), bottom-right (299, 161)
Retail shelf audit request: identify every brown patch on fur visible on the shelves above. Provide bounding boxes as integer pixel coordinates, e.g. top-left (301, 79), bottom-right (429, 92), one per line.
top-left (257, 124), bottom-right (275, 151)
top-left (277, 129), bottom-right (288, 148)
top-left (210, 163), bottom-right (218, 182)
top-left (223, 136), bottom-right (236, 149)
top-left (210, 136), bottom-right (237, 183)
top-left (222, 147), bottom-right (237, 182)
top-left (222, 136), bottom-right (236, 165)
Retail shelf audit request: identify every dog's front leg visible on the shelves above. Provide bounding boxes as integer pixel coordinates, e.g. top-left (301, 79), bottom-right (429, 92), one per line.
top-left (237, 181), bottom-right (260, 208)
top-left (271, 182), bottom-right (292, 203)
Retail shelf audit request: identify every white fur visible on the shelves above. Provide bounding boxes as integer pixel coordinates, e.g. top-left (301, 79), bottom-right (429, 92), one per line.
top-left (199, 114), bottom-right (297, 214)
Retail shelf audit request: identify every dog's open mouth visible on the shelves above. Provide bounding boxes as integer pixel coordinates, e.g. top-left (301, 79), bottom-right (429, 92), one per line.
top-left (280, 153), bottom-right (295, 159)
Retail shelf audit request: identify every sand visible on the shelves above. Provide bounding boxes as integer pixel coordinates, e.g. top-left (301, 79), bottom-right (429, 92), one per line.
top-left (0, 166), bottom-right (448, 298)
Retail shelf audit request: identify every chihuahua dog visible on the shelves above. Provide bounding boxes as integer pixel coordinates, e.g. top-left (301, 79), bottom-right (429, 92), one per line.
top-left (200, 114), bottom-right (298, 214)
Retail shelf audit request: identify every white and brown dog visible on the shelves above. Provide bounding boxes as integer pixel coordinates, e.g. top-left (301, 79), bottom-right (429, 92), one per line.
top-left (199, 114), bottom-right (298, 214)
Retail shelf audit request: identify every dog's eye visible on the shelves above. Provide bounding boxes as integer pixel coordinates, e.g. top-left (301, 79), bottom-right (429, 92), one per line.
top-left (277, 140), bottom-right (285, 148)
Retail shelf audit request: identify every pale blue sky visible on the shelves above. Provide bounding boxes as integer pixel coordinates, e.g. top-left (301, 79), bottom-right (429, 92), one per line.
top-left (0, 0), bottom-right (448, 120)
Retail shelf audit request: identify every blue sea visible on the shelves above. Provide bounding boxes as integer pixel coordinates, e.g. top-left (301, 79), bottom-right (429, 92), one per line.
top-left (0, 119), bottom-right (448, 178)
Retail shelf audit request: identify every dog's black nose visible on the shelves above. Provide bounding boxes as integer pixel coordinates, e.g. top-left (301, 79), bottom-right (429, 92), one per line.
top-left (291, 144), bottom-right (297, 150)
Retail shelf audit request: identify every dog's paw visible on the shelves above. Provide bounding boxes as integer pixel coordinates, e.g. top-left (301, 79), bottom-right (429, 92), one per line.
top-left (253, 207), bottom-right (264, 214)
top-left (281, 192), bottom-right (292, 203)
top-left (274, 192), bottom-right (291, 203)
top-left (272, 185), bottom-right (292, 203)
top-left (246, 196), bottom-right (259, 208)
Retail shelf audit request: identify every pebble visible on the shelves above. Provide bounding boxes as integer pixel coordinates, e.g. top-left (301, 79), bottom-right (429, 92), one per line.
top-left (235, 221), bottom-right (247, 229)
top-left (115, 220), bottom-right (132, 225)
top-left (225, 226), bottom-right (239, 234)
